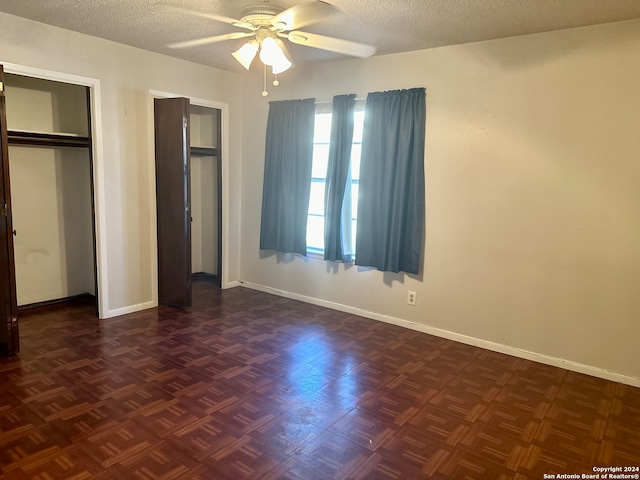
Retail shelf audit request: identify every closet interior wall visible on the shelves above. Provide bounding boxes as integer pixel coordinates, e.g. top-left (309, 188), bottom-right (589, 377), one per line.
top-left (4, 74), bottom-right (95, 307)
top-left (189, 105), bottom-right (219, 281)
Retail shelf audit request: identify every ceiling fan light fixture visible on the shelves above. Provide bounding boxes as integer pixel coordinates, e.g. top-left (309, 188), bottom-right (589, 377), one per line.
top-left (258, 36), bottom-right (292, 74)
top-left (232, 40), bottom-right (258, 70)
top-left (272, 55), bottom-right (292, 74)
top-left (259, 36), bottom-right (279, 66)
top-left (170, 0), bottom-right (376, 94)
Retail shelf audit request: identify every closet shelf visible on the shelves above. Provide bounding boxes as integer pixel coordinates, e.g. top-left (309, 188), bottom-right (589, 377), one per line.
top-left (7, 130), bottom-right (90, 148)
top-left (190, 146), bottom-right (218, 157)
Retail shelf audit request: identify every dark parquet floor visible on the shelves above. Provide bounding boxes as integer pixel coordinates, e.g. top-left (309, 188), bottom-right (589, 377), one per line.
top-left (1, 277), bottom-right (639, 479)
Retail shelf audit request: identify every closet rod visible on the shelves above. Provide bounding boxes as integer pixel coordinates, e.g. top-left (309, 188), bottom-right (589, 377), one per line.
top-left (7, 130), bottom-right (90, 149)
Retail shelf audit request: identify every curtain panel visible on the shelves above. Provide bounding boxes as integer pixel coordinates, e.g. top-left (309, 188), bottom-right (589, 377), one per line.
top-left (260, 98), bottom-right (316, 255)
top-left (324, 94), bottom-right (356, 262)
top-left (355, 88), bottom-right (426, 274)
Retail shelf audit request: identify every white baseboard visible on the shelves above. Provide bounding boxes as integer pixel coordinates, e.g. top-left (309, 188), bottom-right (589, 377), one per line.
top-left (103, 280), bottom-right (242, 319)
top-left (240, 281), bottom-right (640, 388)
top-left (104, 300), bottom-right (157, 319)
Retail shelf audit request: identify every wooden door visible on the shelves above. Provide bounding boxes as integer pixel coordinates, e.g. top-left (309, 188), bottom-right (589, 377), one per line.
top-left (0, 65), bottom-right (19, 355)
top-left (154, 97), bottom-right (192, 308)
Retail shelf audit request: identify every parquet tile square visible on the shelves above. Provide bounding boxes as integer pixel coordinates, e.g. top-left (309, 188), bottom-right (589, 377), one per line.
top-left (2, 444), bottom-right (104, 480)
top-left (303, 374), bottom-right (367, 412)
top-left (296, 429), bottom-right (376, 479)
top-left (0, 405), bottom-right (46, 433)
top-left (47, 403), bottom-right (126, 442)
top-left (102, 383), bottom-right (175, 418)
top-left (208, 392), bottom-right (283, 436)
top-left (9, 371), bottom-right (75, 403)
top-left (77, 420), bottom-right (164, 469)
top-left (374, 427), bottom-right (459, 475)
top-left (1, 278), bottom-right (639, 479)
top-left (134, 396), bottom-right (212, 438)
top-left (0, 424), bottom-right (77, 474)
top-left (216, 363), bottom-right (277, 395)
top-left (358, 390), bottom-right (423, 426)
top-left (200, 432), bottom-right (291, 479)
top-left (251, 413), bottom-right (326, 458)
top-left (23, 386), bottom-right (102, 423)
top-left (104, 440), bottom-right (208, 479)
top-left (347, 453), bottom-right (428, 480)
top-left (328, 407), bottom-right (404, 452)
top-left (249, 458), bottom-right (319, 480)
top-left (151, 366), bottom-right (213, 398)
top-left (163, 414), bottom-right (242, 462)
top-left (183, 380), bottom-right (243, 415)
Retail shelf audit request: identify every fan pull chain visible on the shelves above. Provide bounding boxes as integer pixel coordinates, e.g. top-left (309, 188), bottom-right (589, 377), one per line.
top-left (262, 63), bottom-right (268, 96)
top-left (273, 73), bottom-right (279, 86)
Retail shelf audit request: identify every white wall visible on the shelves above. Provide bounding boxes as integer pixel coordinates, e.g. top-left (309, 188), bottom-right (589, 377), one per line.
top-left (239, 19), bottom-right (640, 384)
top-left (4, 74), bottom-right (88, 135)
top-left (199, 155), bottom-right (218, 275)
top-left (191, 155), bottom-right (218, 275)
top-left (190, 105), bottom-right (217, 147)
top-left (9, 147), bottom-right (95, 305)
top-left (0, 12), bottom-right (243, 316)
top-left (191, 157), bottom-right (203, 273)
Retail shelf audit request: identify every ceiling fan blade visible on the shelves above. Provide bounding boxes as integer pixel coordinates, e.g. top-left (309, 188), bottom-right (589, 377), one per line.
top-left (163, 5), bottom-right (255, 30)
top-left (168, 31), bottom-right (254, 49)
top-left (271, 1), bottom-right (340, 30)
top-left (286, 31), bottom-right (376, 58)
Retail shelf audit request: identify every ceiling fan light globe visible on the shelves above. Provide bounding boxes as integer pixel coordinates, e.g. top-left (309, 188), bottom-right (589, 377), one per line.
top-left (259, 36), bottom-right (280, 65)
top-left (232, 41), bottom-right (258, 70)
top-left (272, 56), bottom-right (292, 74)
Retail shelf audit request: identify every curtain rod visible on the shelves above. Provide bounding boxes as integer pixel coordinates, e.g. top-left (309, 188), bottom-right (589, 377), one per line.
top-left (315, 97), bottom-right (366, 105)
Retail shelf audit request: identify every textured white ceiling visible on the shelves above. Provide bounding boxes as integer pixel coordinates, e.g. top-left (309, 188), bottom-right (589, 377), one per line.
top-left (2, 0), bottom-right (640, 72)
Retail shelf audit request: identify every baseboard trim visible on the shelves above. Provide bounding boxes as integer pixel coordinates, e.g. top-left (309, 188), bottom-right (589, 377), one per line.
top-left (240, 281), bottom-right (640, 388)
top-left (18, 293), bottom-right (96, 312)
top-left (105, 300), bottom-right (157, 319)
top-left (104, 280), bottom-right (241, 318)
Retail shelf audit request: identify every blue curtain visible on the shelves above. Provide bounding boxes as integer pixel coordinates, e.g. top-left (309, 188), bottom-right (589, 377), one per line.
top-left (324, 94), bottom-right (356, 262)
top-left (355, 88), bottom-right (426, 274)
top-left (260, 98), bottom-right (316, 255)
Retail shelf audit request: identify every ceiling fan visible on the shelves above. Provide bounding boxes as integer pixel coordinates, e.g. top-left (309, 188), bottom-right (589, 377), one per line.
top-left (166, 1), bottom-right (376, 76)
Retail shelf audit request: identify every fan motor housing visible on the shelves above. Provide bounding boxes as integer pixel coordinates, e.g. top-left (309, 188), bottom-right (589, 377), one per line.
top-left (240, 4), bottom-right (284, 25)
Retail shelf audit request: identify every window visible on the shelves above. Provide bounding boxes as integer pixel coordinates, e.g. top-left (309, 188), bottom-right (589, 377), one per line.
top-left (306, 103), bottom-right (365, 255)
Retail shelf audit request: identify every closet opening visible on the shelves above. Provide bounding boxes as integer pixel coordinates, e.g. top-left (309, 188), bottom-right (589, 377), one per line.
top-left (154, 97), bottom-right (222, 309)
top-left (190, 105), bottom-right (221, 288)
top-left (4, 73), bottom-right (98, 314)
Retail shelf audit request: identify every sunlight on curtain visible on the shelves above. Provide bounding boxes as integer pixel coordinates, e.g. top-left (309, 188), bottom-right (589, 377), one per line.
top-left (324, 94), bottom-right (356, 262)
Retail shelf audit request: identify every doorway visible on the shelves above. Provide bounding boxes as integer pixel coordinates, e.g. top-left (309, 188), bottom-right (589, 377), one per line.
top-left (0, 63), bottom-right (105, 355)
top-left (153, 95), bottom-right (223, 309)
top-left (5, 73), bottom-right (97, 312)
top-left (190, 105), bottom-right (222, 286)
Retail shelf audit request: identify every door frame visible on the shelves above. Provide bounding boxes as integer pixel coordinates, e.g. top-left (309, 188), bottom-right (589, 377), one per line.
top-left (148, 89), bottom-right (230, 305)
top-left (1, 61), bottom-right (107, 318)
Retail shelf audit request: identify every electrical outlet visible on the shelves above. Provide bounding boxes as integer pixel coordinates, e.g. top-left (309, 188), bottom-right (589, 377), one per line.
top-left (407, 291), bottom-right (417, 306)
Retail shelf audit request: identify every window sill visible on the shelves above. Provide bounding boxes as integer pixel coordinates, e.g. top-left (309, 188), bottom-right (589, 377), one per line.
top-left (305, 251), bottom-right (357, 265)
top-left (306, 250), bottom-right (324, 260)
